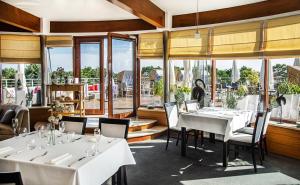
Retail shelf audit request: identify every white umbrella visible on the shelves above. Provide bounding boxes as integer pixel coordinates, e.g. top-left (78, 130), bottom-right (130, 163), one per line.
top-left (260, 60), bottom-right (274, 90)
top-left (231, 60), bottom-right (240, 83)
top-left (183, 60), bottom-right (193, 87)
top-left (16, 64), bottom-right (27, 88)
top-left (169, 61), bottom-right (176, 87)
top-left (294, 58), bottom-right (300, 66)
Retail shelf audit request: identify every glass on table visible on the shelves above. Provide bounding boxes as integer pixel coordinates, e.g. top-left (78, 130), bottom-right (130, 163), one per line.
top-left (85, 144), bottom-right (96, 157)
top-left (27, 138), bottom-right (37, 150)
top-left (59, 122), bottom-right (66, 135)
top-left (94, 128), bottom-right (101, 153)
top-left (66, 131), bottom-right (76, 143)
top-left (12, 118), bottom-right (19, 136)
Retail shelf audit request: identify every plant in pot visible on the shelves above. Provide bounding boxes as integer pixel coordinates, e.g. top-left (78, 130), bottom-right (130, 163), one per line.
top-left (226, 90), bottom-right (237, 109)
top-left (26, 89), bottom-right (33, 107)
top-left (174, 86), bottom-right (191, 108)
top-left (153, 79), bottom-right (164, 106)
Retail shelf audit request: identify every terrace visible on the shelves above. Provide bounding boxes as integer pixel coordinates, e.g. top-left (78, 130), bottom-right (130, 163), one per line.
top-left (0, 0), bottom-right (300, 185)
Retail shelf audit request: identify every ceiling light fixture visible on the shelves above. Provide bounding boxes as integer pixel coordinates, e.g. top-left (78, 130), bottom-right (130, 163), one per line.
top-left (195, 0), bottom-right (200, 39)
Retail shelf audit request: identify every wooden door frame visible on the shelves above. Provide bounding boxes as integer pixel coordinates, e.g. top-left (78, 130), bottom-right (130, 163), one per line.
top-left (74, 36), bottom-right (105, 115)
top-left (107, 33), bottom-right (137, 118)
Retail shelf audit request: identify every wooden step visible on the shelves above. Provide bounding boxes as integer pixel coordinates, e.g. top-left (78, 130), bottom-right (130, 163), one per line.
top-left (127, 126), bottom-right (167, 143)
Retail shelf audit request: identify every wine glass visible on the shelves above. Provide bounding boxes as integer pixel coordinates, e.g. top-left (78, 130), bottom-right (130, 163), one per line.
top-left (12, 118), bottom-right (19, 136)
top-left (59, 122), bottom-right (65, 135)
top-left (20, 127), bottom-right (28, 136)
top-left (94, 128), bottom-right (101, 153)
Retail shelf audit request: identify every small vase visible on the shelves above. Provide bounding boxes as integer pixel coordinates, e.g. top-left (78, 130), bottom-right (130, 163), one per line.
top-left (48, 129), bottom-right (56, 145)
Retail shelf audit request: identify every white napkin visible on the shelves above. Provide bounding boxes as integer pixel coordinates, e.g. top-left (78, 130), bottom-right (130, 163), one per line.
top-left (47, 153), bottom-right (73, 165)
top-left (88, 137), bottom-right (97, 143)
top-left (0, 146), bottom-right (14, 155)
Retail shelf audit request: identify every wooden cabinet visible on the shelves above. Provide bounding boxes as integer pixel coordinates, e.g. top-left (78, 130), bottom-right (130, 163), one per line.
top-left (47, 84), bottom-right (85, 116)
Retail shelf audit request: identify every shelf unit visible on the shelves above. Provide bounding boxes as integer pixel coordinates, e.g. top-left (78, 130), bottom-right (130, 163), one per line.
top-left (47, 84), bottom-right (85, 116)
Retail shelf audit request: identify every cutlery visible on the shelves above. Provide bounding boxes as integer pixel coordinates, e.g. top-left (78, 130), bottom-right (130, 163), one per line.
top-left (107, 138), bottom-right (116, 144)
top-left (68, 156), bottom-right (86, 167)
top-left (22, 132), bottom-right (35, 137)
top-left (4, 149), bottom-right (25, 158)
top-left (72, 137), bottom-right (83, 142)
top-left (29, 151), bottom-right (48, 161)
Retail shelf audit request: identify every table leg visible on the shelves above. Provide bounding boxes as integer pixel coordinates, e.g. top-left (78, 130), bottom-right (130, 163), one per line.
top-left (209, 133), bottom-right (215, 143)
top-left (223, 141), bottom-right (228, 167)
top-left (181, 127), bottom-right (186, 157)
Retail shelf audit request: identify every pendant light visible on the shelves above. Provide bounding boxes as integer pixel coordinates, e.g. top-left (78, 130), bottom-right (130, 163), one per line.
top-left (195, 0), bottom-right (201, 39)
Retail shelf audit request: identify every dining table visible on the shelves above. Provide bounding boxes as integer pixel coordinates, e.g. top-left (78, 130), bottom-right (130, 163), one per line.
top-left (177, 107), bottom-right (253, 167)
top-left (0, 131), bottom-right (136, 185)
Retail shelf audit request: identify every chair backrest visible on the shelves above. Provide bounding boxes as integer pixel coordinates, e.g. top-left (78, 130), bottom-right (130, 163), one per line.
top-left (252, 111), bottom-right (267, 144)
top-left (61, 116), bottom-right (87, 135)
top-left (164, 102), bottom-right (179, 128)
top-left (99, 118), bottom-right (129, 139)
top-left (262, 108), bottom-right (272, 135)
top-left (0, 172), bottom-right (23, 185)
top-left (185, 100), bottom-right (199, 112)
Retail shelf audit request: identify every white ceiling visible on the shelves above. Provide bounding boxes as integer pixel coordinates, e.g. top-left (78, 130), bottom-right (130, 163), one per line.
top-left (3, 0), bottom-right (266, 21)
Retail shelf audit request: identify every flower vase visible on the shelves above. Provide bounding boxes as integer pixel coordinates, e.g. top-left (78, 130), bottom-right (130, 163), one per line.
top-left (48, 123), bottom-right (56, 146)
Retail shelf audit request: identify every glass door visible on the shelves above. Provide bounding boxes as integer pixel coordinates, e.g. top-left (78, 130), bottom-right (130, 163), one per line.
top-left (107, 33), bottom-right (137, 117)
top-left (75, 37), bottom-right (104, 115)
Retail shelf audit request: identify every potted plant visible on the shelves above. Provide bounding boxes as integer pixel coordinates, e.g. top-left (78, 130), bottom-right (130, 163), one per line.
top-left (26, 89), bottom-right (33, 107)
top-left (47, 100), bottom-right (65, 145)
top-left (174, 86), bottom-right (191, 107)
top-left (226, 90), bottom-right (237, 109)
top-left (153, 79), bottom-right (164, 104)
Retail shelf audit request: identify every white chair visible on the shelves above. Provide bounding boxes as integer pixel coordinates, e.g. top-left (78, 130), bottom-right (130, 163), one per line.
top-left (99, 118), bottom-right (130, 185)
top-left (164, 102), bottom-right (196, 150)
top-left (61, 116), bottom-right (87, 135)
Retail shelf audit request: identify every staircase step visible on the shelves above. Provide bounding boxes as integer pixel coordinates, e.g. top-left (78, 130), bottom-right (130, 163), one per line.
top-left (128, 118), bottom-right (157, 132)
top-left (127, 126), bottom-right (167, 143)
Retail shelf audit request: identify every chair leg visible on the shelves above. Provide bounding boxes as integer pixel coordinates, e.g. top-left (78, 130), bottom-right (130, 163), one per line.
top-left (194, 130), bottom-right (199, 149)
top-left (251, 146), bottom-right (257, 173)
top-left (200, 131), bottom-right (204, 146)
top-left (257, 144), bottom-right (263, 165)
top-left (165, 129), bottom-right (170, 150)
top-left (176, 132), bottom-right (180, 146)
top-left (186, 132), bottom-right (189, 144)
top-left (234, 145), bottom-right (239, 159)
top-left (260, 140), bottom-right (265, 161)
top-left (123, 167), bottom-right (128, 185)
top-left (263, 137), bottom-right (268, 155)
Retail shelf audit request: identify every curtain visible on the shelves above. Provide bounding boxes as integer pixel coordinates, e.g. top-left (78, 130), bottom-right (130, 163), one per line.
top-left (264, 15), bottom-right (300, 57)
top-left (0, 34), bottom-right (41, 64)
top-left (45, 36), bottom-right (73, 48)
top-left (211, 21), bottom-right (261, 58)
top-left (169, 29), bottom-right (209, 59)
top-left (138, 32), bottom-right (163, 58)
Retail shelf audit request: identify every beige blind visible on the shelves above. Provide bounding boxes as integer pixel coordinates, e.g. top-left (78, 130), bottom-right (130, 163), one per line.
top-left (0, 34), bottom-right (41, 63)
top-left (265, 15), bottom-right (300, 57)
top-left (211, 22), bottom-right (261, 58)
top-left (138, 32), bottom-right (163, 58)
top-left (45, 36), bottom-right (73, 47)
top-left (169, 29), bottom-right (209, 59)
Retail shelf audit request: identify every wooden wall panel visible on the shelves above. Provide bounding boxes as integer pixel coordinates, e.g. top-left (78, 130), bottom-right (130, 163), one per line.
top-left (137, 108), bottom-right (167, 126)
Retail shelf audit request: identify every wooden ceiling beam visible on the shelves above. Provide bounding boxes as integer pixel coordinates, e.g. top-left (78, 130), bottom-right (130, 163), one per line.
top-left (0, 1), bottom-right (40, 32)
top-left (50, 19), bottom-right (156, 33)
top-left (106, 0), bottom-right (165, 28)
top-left (172, 0), bottom-right (300, 28)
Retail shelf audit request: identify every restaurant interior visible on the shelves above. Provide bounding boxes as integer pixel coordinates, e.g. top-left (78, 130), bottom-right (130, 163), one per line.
top-left (0, 0), bottom-right (299, 185)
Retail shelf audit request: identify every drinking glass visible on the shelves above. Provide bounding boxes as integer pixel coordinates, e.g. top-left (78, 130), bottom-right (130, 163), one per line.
top-left (94, 128), bottom-right (101, 153)
top-left (67, 132), bottom-right (75, 143)
top-left (20, 127), bottom-right (28, 136)
top-left (59, 122), bottom-right (66, 135)
top-left (12, 118), bottom-right (19, 136)
top-left (26, 139), bottom-right (36, 150)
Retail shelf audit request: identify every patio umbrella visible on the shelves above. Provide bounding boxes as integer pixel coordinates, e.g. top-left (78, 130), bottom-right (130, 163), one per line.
top-left (169, 61), bottom-right (176, 87)
top-left (231, 60), bottom-right (240, 83)
top-left (294, 58), bottom-right (300, 66)
top-left (183, 60), bottom-right (193, 87)
top-left (17, 64), bottom-right (27, 89)
top-left (260, 60), bottom-right (274, 90)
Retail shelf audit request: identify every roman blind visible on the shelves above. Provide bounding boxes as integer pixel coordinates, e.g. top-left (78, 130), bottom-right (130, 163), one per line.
top-left (138, 32), bottom-right (163, 58)
top-left (211, 22), bottom-right (262, 58)
top-left (45, 35), bottom-right (73, 47)
top-left (169, 29), bottom-right (209, 59)
top-left (0, 34), bottom-right (41, 64)
top-left (264, 15), bottom-right (300, 57)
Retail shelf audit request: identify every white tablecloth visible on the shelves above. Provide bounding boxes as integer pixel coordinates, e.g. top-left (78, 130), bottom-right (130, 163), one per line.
top-left (177, 107), bottom-right (253, 141)
top-left (0, 133), bottom-right (136, 185)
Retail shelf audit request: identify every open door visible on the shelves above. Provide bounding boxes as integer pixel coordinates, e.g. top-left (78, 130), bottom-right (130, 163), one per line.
top-left (107, 33), bottom-right (137, 118)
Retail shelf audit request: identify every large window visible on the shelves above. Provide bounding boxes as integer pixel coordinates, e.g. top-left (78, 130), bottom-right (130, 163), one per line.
top-left (140, 59), bottom-right (164, 106)
top-left (169, 60), bottom-right (211, 108)
top-left (270, 58), bottom-right (300, 122)
top-left (215, 59), bottom-right (263, 112)
top-left (1, 64), bottom-right (42, 105)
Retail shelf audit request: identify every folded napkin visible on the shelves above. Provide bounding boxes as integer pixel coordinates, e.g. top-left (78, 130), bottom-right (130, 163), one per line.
top-left (88, 137), bottom-right (97, 143)
top-left (47, 153), bottom-right (72, 165)
top-left (0, 146), bottom-right (14, 155)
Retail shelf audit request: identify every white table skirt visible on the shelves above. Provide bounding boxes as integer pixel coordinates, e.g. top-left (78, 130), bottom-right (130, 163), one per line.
top-left (177, 108), bottom-right (253, 141)
top-left (0, 134), bottom-right (136, 185)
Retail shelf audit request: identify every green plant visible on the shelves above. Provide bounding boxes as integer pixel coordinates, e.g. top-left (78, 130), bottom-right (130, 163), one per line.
top-left (174, 86), bottom-right (191, 105)
top-left (277, 81), bottom-right (300, 94)
top-left (153, 79), bottom-right (164, 97)
top-left (226, 91), bottom-right (237, 109)
top-left (26, 89), bottom-right (33, 101)
top-left (236, 85), bottom-right (248, 97)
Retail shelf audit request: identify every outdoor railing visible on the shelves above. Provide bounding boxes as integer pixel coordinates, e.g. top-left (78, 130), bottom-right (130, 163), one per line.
top-left (1, 79), bottom-right (41, 88)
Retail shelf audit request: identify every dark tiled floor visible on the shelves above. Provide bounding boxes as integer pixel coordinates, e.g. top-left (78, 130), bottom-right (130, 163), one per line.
top-left (126, 136), bottom-right (300, 185)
